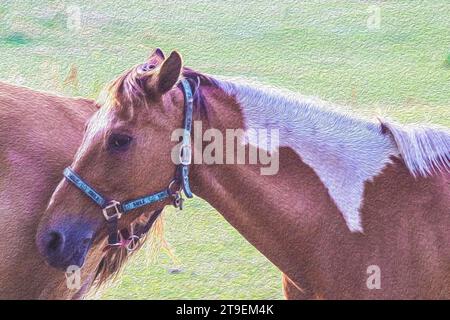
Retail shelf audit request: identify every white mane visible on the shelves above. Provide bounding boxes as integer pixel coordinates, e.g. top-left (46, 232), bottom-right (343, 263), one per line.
top-left (214, 76), bottom-right (449, 232)
top-left (380, 120), bottom-right (450, 177)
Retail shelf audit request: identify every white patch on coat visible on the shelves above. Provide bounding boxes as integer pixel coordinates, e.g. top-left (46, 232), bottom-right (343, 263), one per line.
top-left (74, 105), bottom-right (112, 163)
top-left (215, 77), bottom-right (399, 232)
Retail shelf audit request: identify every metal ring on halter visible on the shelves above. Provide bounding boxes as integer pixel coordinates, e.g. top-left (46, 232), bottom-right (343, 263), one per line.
top-left (167, 180), bottom-right (184, 210)
top-left (126, 235), bottom-right (141, 252)
top-left (167, 179), bottom-right (181, 196)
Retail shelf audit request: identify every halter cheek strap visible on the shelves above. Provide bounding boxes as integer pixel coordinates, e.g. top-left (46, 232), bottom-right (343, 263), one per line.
top-left (180, 78), bottom-right (194, 198)
top-left (62, 78), bottom-right (195, 246)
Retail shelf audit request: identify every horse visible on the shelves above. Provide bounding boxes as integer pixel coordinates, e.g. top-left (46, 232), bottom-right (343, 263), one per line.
top-left (36, 49), bottom-right (450, 299)
top-left (0, 81), bottom-right (158, 298)
top-left (0, 80), bottom-right (298, 299)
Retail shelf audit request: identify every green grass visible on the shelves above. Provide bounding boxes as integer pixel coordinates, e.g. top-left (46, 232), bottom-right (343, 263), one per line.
top-left (0, 0), bottom-right (449, 299)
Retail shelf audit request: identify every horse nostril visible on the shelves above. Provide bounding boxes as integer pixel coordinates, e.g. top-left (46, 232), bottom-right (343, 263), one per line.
top-left (46, 231), bottom-right (64, 253)
top-left (38, 223), bottom-right (94, 270)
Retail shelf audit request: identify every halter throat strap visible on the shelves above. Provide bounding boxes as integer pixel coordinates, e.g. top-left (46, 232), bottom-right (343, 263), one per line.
top-left (62, 78), bottom-right (195, 244)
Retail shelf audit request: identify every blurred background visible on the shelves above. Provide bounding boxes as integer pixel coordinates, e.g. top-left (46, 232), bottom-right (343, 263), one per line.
top-left (0, 0), bottom-right (449, 299)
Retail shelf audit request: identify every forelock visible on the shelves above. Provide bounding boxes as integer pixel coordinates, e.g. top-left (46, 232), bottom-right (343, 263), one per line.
top-left (99, 64), bottom-right (151, 115)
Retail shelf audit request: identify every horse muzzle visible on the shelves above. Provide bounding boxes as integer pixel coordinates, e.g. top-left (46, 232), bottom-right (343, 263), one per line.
top-left (36, 217), bottom-right (94, 271)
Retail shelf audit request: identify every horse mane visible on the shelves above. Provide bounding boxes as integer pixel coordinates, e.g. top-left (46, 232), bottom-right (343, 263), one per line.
top-left (213, 74), bottom-right (450, 181)
top-left (380, 119), bottom-right (450, 177)
top-left (182, 67), bottom-right (217, 87)
top-left (107, 63), bottom-right (449, 181)
top-left (101, 65), bottom-right (217, 113)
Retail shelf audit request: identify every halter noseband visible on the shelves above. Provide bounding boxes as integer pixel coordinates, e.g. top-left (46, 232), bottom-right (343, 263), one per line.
top-left (63, 78), bottom-right (195, 247)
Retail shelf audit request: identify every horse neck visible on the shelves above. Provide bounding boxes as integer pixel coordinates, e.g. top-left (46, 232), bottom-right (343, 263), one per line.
top-left (189, 78), bottom-right (397, 230)
top-left (186, 79), bottom-right (401, 292)
top-left (0, 83), bottom-right (100, 298)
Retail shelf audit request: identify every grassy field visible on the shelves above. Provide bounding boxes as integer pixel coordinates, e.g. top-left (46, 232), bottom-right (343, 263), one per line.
top-left (0, 0), bottom-right (449, 299)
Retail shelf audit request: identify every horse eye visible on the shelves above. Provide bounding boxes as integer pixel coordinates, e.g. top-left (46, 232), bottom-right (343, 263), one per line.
top-left (108, 134), bottom-right (133, 152)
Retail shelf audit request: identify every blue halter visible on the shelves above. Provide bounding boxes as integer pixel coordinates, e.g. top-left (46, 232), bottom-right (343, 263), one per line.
top-left (63, 78), bottom-right (195, 245)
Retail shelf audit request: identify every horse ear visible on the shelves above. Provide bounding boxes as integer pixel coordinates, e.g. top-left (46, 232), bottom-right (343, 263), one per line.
top-left (147, 48), bottom-right (165, 63)
top-left (155, 51), bottom-right (182, 94)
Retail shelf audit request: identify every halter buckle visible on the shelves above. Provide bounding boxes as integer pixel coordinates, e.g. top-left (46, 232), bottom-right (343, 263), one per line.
top-left (102, 200), bottom-right (123, 221)
top-left (179, 144), bottom-right (191, 166)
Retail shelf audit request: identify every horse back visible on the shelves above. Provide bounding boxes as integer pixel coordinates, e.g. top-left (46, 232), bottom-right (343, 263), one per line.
top-left (0, 81), bottom-right (95, 156)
